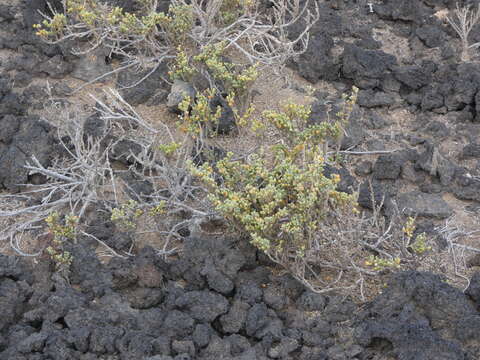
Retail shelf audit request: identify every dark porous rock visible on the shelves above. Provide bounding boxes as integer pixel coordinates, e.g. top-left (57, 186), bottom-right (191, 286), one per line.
top-left (220, 300), bottom-right (250, 334)
top-left (394, 65), bottom-right (433, 90)
top-left (167, 79), bottom-right (196, 113)
top-left (245, 303), bottom-right (283, 339)
top-left (297, 291), bottom-right (326, 312)
top-left (416, 24), bottom-right (447, 48)
top-left (421, 85), bottom-right (445, 111)
top-left (342, 117), bottom-right (367, 150)
top-left (38, 54), bottom-right (72, 78)
top-left (450, 169), bottom-right (480, 202)
top-left (0, 114), bottom-right (20, 143)
top-left (390, 191), bottom-right (453, 219)
top-left (17, 332), bottom-right (48, 354)
top-left (474, 91), bottom-right (480, 123)
top-left (372, 153), bottom-right (406, 180)
top-left (268, 337), bottom-right (299, 358)
top-left (116, 331), bottom-right (156, 358)
top-left (102, 231), bottom-right (133, 252)
top-left (118, 170), bottom-right (155, 202)
top-left (354, 36), bottom-right (382, 50)
top-left (358, 179), bottom-right (396, 210)
top-left (365, 111), bottom-right (389, 129)
top-left (0, 278), bottom-right (31, 333)
top-left (461, 143), bottom-right (480, 159)
top-left (355, 271), bottom-right (478, 360)
top-left (0, 4), bottom-right (14, 22)
top-left (66, 243), bottom-right (113, 298)
top-left (201, 258), bottom-right (234, 295)
top-left (357, 90), bottom-right (395, 108)
top-left (235, 280), bottom-right (263, 305)
top-left (355, 160), bottom-right (373, 176)
top-left (0, 115), bottom-right (56, 192)
top-left (170, 236), bottom-right (247, 293)
top-left (226, 334), bottom-right (251, 356)
top-left (466, 272), bottom-right (480, 306)
top-left (110, 138), bottom-right (143, 165)
top-left (403, 90), bottom-right (423, 106)
top-left (163, 310), bottom-right (195, 338)
top-left (193, 323), bottom-right (215, 348)
top-left (172, 340), bottom-right (195, 357)
top-left (375, 0), bottom-right (430, 24)
top-left (299, 346), bottom-right (328, 360)
top-left (71, 47), bottom-right (112, 83)
top-left (175, 290), bottom-right (229, 323)
top-left (52, 82), bottom-right (73, 96)
top-left (117, 64), bottom-right (170, 106)
top-left (209, 94), bottom-right (236, 135)
top-left (0, 254), bottom-right (34, 283)
top-left (107, 257), bottom-right (138, 290)
top-left (174, 354), bottom-right (191, 360)
top-left (263, 285), bottom-right (287, 311)
top-left (342, 44), bottom-right (397, 88)
top-left (441, 63), bottom-right (480, 112)
top-left (323, 164), bottom-right (358, 194)
top-left (315, 2), bottom-right (344, 37)
top-left (82, 113), bottom-right (107, 140)
top-left (22, 85), bottom-right (50, 110)
top-left (13, 71), bottom-right (33, 87)
top-left (290, 32), bottom-right (338, 83)
top-left (424, 120), bottom-right (450, 138)
top-left (415, 143), bottom-right (458, 186)
top-left (324, 296), bottom-right (358, 323)
top-left (0, 90), bottom-right (26, 117)
top-left (402, 162), bottom-right (427, 184)
top-left (287, 2), bottom-right (342, 79)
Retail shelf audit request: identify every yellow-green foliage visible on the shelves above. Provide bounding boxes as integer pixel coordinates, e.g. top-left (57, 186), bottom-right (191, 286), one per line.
top-left (110, 200), bottom-right (144, 230)
top-left (148, 201), bottom-right (167, 216)
top-left (111, 200), bottom-right (167, 230)
top-left (403, 217), bottom-right (431, 254)
top-left (218, 0), bottom-right (253, 25)
top-left (169, 47), bottom-right (196, 81)
top-left (35, 0), bottom-right (258, 107)
top-left (402, 216), bottom-right (416, 239)
top-left (191, 92), bottom-right (359, 260)
top-left (158, 141), bottom-right (182, 157)
top-left (35, 0), bottom-right (192, 40)
top-left (45, 212), bottom-right (77, 271)
top-left (170, 42), bottom-right (259, 98)
top-left (33, 14), bottom-right (67, 37)
top-left (364, 217), bottom-right (432, 272)
top-left (178, 89), bottom-right (223, 135)
top-left (193, 43), bottom-right (259, 95)
top-left (167, 4), bottom-right (194, 40)
top-left (410, 233), bottom-right (431, 254)
top-left (364, 255), bottom-right (401, 271)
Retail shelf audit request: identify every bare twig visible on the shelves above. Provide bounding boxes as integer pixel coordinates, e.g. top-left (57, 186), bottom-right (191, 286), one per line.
top-left (446, 3), bottom-right (480, 61)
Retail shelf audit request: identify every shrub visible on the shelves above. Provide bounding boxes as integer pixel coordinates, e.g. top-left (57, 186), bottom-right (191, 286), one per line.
top-left (34, 0), bottom-right (319, 90)
top-left (185, 87), bottom-right (441, 295)
top-left (45, 211), bottom-right (77, 274)
top-left (14, 0), bottom-right (450, 296)
top-left (188, 89), bottom-right (368, 292)
top-left (446, 3), bottom-right (480, 62)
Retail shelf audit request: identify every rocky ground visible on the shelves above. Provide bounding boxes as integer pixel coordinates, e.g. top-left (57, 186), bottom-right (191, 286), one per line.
top-left (1, 0), bottom-right (480, 359)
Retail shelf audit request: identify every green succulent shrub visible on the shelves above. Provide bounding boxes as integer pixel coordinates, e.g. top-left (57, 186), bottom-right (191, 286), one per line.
top-left (188, 88), bottom-right (363, 286)
top-left (45, 212), bottom-right (77, 273)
